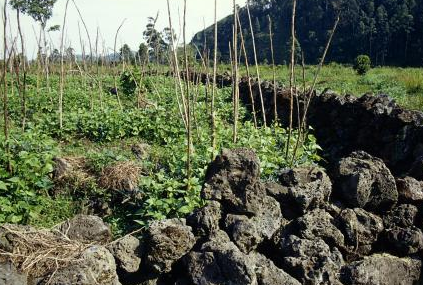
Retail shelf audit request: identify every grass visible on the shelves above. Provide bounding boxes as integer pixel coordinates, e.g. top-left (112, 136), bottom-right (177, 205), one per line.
top-left (219, 63), bottom-right (423, 111)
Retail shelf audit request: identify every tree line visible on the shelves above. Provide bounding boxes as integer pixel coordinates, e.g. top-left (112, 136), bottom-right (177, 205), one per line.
top-left (192, 0), bottom-right (423, 67)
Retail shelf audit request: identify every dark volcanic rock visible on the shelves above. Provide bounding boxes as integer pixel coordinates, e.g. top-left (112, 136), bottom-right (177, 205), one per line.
top-left (383, 204), bottom-right (419, 228)
top-left (144, 218), bottom-right (195, 274)
top-left (58, 215), bottom-right (112, 243)
top-left (185, 230), bottom-right (257, 285)
top-left (202, 148), bottom-right (264, 215)
top-left (382, 226), bottom-right (423, 255)
top-left (107, 235), bottom-right (142, 275)
top-left (278, 167), bottom-right (332, 217)
top-left (187, 200), bottom-right (222, 237)
top-left (396, 176), bottom-right (423, 203)
top-left (295, 208), bottom-right (345, 249)
top-left (252, 253), bottom-right (301, 285)
top-left (334, 151), bottom-right (398, 212)
top-left (341, 254), bottom-right (422, 285)
top-left (335, 208), bottom-right (384, 257)
top-left (222, 190), bottom-right (282, 253)
top-left (280, 235), bottom-right (344, 285)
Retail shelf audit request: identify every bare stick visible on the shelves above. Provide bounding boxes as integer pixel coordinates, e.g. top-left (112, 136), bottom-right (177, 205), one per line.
top-left (59, 0), bottom-right (70, 129)
top-left (268, 16), bottom-right (278, 122)
top-left (302, 14), bottom-right (340, 125)
top-left (232, 1), bottom-right (239, 143)
top-left (71, 0), bottom-right (93, 66)
top-left (211, 0), bottom-right (218, 157)
top-left (246, 3), bottom-right (266, 127)
top-left (237, 13), bottom-right (257, 128)
top-left (285, 0), bottom-right (297, 159)
top-left (166, 0), bottom-right (188, 129)
top-left (16, 8), bottom-right (27, 130)
top-left (183, 0), bottom-right (192, 191)
top-left (2, 1), bottom-right (10, 172)
top-left (292, 14), bottom-right (340, 164)
top-left (113, 19), bottom-right (126, 110)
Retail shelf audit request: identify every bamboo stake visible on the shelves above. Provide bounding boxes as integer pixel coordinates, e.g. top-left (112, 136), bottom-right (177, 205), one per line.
top-left (113, 19), bottom-right (126, 110)
top-left (166, 0), bottom-right (188, 129)
top-left (183, 0), bottom-right (192, 191)
top-left (268, 16), bottom-right (278, 122)
top-left (2, 0), bottom-right (10, 172)
top-left (285, 0), bottom-right (297, 159)
top-left (16, 8), bottom-right (27, 130)
top-left (291, 14), bottom-right (341, 164)
top-left (71, 0), bottom-right (93, 66)
top-left (237, 13), bottom-right (257, 128)
top-left (59, 0), bottom-right (70, 129)
top-left (211, 0), bottom-right (218, 157)
top-left (232, 1), bottom-right (239, 143)
top-left (246, 3), bottom-right (266, 127)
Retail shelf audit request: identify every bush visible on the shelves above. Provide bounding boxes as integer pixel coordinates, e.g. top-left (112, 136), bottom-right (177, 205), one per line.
top-left (353, 55), bottom-right (371, 75)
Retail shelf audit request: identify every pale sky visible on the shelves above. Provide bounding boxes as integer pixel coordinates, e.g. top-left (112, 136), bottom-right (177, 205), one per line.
top-left (1, 0), bottom-right (245, 58)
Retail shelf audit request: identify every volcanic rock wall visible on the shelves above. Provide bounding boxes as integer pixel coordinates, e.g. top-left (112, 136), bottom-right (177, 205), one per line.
top-left (186, 71), bottom-right (423, 177)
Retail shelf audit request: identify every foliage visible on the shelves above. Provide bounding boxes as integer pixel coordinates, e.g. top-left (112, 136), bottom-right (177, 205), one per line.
top-left (193, 0), bottom-right (423, 66)
top-left (354, 55), bottom-right (371, 75)
top-left (0, 130), bottom-right (74, 226)
top-left (9, 0), bottom-right (57, 28)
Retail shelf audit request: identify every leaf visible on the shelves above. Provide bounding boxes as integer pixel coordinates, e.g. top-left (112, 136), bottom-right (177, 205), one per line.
top-left (0, 181), bottom-right (7, 190)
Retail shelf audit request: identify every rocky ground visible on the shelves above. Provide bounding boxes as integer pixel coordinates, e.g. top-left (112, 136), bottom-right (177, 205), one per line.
top-left (1, 148), bottom-right (422, 285)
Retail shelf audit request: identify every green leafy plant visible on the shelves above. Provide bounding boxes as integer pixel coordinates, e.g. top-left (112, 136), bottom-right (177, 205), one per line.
top-left (354, 55), bottom-right (371, 75)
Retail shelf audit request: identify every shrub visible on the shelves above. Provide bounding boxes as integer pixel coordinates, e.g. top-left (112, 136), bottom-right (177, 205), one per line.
top-left (353, 55), bottom-right (371, 75)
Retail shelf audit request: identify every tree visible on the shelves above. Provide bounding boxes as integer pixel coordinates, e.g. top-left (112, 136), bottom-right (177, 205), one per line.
top-left (375, 5), bottom-right (390, 65)
top-left (10, 0), bottom-right (57, 28)
top-left (143, 16), bottom-right (165, 63)
top-left (120, 44), bottom-right (135, 64)
top-left (49, 48), bottom-right (61, 63)
top-left (10, 0), bottom-right (58, 92)
top-left (137, 43), bottom-right (148, 64)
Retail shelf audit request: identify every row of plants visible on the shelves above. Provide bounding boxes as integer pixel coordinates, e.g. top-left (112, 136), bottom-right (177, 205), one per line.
top-left (1, 73), bottom-right (321, 234)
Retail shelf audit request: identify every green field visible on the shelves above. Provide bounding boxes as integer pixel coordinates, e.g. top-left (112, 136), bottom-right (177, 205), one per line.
top-left (221, 64), bottom-right (423, 111)
top-left (0, 71), bottom-right (320, 235)
top-left (0, 63), bottom-right (422, 236)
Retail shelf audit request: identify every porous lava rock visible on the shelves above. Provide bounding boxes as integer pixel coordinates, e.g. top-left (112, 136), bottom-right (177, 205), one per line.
top-left (334, 151), bottom-right (398, 212)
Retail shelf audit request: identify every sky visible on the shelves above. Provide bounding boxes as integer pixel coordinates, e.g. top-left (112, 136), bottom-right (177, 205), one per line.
top-left (1, 0), bottom-right (245, 58)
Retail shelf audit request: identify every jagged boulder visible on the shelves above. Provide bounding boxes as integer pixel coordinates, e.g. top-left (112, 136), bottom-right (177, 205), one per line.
top-left (185, 230), bottom-right (257, 285)
top-left (58, 215), bottom-right (112, 243)
top-left (187, 200), bottom-right (222, 237)
top-left (334, 151), bottom-right (398, 212)
top-left (396, 176), bottom-right (423, 203)
top-left (278, 167), bottom-right (332, 217)
top-left (251, 253), bottom-right (301, 285)
top-left (341, 254), bottom-right (422, 285)
top-left (47, 246), bottom-right (121, 285)
top-left (107, 235), bottom-right (142, 275)
top-left (144, 218), bottom-right (195, 274)
top-left (381, 226), bottom-right (423, 255)
top-left (383, 204), bottom-right (419, 228)
top-left (279, 235), bottom-right (344, 284)
top-left (202, 148), bottom-right (264, 215)
top-left (335, 208), bottom-right (384, 257)
top-left (295, 208), bottom-right (345, 249)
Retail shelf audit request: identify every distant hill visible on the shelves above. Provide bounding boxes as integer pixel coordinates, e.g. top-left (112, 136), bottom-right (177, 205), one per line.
top-left (191, 0), bottom-right (423, 67)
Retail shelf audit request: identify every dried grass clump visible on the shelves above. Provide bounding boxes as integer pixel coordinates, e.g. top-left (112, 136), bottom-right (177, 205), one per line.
top-left (98, 161), bottom-right (142, 192)
top-left (0, 224), bottom-right (90, 280)
top-left (53, 157), bottom-right (97, 194)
